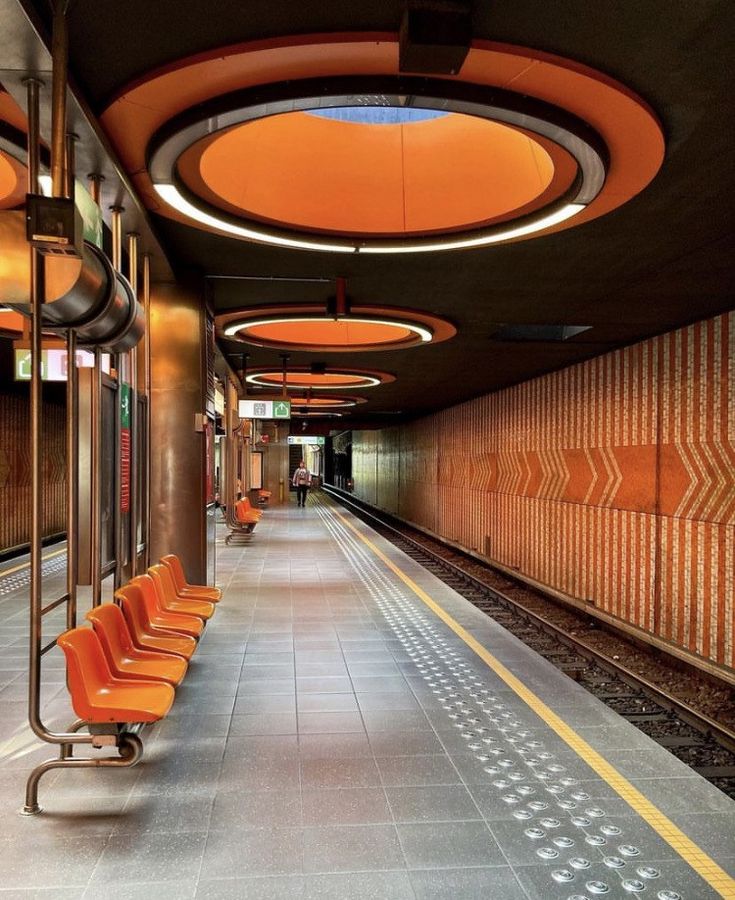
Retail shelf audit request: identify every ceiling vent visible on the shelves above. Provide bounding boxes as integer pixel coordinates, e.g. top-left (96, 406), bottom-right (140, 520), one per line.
top-left (492, 324), bottom-right (592, 342)
top-left (399, 1), bottom-right (472, 75)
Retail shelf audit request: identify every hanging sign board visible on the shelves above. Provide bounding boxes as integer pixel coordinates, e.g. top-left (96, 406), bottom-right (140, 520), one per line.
top-left (14, 348), bottom-right (95, 381)
top-left (238, 399), bottom-right (291, 420)
top-left (287, 435), bottom-right (325, 446)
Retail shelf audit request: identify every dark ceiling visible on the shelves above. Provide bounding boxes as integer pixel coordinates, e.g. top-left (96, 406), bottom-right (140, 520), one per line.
top-left (27, 0), bottom-right (735, 425)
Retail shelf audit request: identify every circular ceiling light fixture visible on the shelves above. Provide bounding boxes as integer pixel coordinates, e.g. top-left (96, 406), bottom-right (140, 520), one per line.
top-left (218, 291), bottom-right (456, 352)
top-left (245, 367), bottom-right (393, 390)
top-left (148, 75), bottom-right (607, 254)
top-left (287, 394), bottom-right (367, 409)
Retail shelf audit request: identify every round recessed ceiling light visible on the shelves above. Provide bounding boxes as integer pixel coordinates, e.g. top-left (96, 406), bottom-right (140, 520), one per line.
top-left (148, 75), bottom-right (607, 254)
top-left (105, 37), bottom-right (665, 255)
top-left (287, 394), bottom-right (367, 409)
top-left (219, 304), bottom-right (455, 352)
top-left (245, 367), bottom-right (393, 390)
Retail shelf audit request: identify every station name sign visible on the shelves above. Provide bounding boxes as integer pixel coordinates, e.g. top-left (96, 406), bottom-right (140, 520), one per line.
top-left (238, 398), bottom-right (291, 420)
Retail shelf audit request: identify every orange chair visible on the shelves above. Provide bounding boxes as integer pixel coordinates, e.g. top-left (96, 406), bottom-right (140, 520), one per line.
top-left (57, 628), bottom-right (174, 724)
top-left (257, 489), bottom-right (271, 507)
top-left (127, 575), bottom-right (204, 638)
top-left (241, 497), bottom-right (262, 519)
top-left (86, 604), bottom-right (188, 687)
top-left (147, 564), bottom-right (216, 621)
top-left (160, 554), bottom-right (222, 602)
top-left (116, 586), bottom-right (197, 660)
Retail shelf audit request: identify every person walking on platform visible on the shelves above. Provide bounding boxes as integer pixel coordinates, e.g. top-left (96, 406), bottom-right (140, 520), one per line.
top-left (293, 460), bottom-right (310, 507)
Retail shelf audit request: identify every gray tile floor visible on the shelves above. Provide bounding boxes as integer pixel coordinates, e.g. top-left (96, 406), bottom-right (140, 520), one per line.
top-left (0, 496), bottom-right (733, 898)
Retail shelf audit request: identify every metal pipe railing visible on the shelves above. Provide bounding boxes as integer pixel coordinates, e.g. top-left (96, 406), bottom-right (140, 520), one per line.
top-left (127, 233), bottom-right (139, 576)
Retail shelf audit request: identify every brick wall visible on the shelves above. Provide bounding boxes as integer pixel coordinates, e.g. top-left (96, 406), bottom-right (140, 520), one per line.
top-left (351, 311), bottom-right (734, 670)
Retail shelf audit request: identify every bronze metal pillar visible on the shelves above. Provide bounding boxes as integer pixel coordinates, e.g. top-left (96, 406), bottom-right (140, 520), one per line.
top-left (149, 281), bottom-right (208, 582)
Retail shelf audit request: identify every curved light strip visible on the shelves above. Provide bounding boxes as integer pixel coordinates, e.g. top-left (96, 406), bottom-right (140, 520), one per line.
top-left (292, 410), bottom-right (343, 417)
top-left (359, 203), bottom-right (585, 253)
top-left (155, 184), bottom-right (355, 253)
top-left (246, 371), bottom-right (383, 389)
top-left (224, 315), bottom-right (433, 343)
top-left (156, 185), bottom-right (585, 256)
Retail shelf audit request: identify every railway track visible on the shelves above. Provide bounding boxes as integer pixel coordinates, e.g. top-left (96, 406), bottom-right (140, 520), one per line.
top-left (324, 486), bottom-right (735, 800)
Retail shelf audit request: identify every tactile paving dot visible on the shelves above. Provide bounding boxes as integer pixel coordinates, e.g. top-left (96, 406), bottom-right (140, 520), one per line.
top-left (618, 845), bottom-right (641, 857)
top-left (553, 836), bottom-right (576, 849)
top-left (585, 881), bottom-right (611, 894)
top-left (656, 891), bottom-right (682, 900)
top-left (622, 880), bottom-right (646, 893)
top-left (584, 837), bottom-right (611, 854)
top-left (552, 870), bottom-right (576, 884)
top-left (603, 856), bottom-right (626, 868)
top-left (637, 866), bottom-right (660, 879)
top-left (569, 857), bottom-right (592, 869)
top-left (537, 847), bottom-right (560, 859)
top-left (600, 825), bottom-right (622, 836)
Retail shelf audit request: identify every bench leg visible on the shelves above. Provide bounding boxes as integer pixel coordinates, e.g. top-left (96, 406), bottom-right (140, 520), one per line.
top-left (21, 732), bottom-right (144, 816)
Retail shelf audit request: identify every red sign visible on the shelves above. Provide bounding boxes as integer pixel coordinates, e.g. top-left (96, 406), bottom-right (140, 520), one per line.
top-left (260, 434), bottom-right (270, 444)
top-left (120, 429), bottom-right (131, 512)
top-left (120, 384), bottom-right (131, 513)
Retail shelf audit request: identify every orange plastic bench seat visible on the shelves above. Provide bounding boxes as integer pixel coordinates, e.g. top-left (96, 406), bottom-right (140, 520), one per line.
top-left (57, 628), bottom-right (174, 724)
top-left (129, 575), bottom-right (204, 638)
top-left (116, 585), bottom-right (198, 659)
top-left (148, 564), bottom-right (216, 620)
top-left (161, 554), bottom-right (222, 602)
top-left (86, 604), bottom-right (188, 687)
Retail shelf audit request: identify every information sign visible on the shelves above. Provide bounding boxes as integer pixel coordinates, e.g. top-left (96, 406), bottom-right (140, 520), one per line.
top-left (14, 348), bottom-right (95, 381)
top-left (238, 399), bottom-right (291, 420)
top-left (287, 435), bottom-right (325, 446)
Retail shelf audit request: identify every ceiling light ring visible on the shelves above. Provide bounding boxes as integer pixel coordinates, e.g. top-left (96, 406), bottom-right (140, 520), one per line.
top-left (223, 313), bottom-right (433, 348)
top-left (148, 75), bottom-right (608, 253)
top-left (245, 366), bottom-right (393, 390)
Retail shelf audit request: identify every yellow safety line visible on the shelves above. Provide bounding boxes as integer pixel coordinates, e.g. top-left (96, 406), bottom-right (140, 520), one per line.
top-left (0, 547), bottom-right (66, 579)
top-left (329, 503), bottom-right (735, 900)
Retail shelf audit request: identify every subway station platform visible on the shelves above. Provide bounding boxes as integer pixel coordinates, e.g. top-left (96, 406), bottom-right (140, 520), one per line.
top-left (0, 496), bottom-right (734, 899)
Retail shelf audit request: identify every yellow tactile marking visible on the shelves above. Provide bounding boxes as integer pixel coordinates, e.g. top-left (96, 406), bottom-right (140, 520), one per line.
top-left (330, 504), bottom-right (735, 899)
top-left (0, 547), bottom-right (66, 579)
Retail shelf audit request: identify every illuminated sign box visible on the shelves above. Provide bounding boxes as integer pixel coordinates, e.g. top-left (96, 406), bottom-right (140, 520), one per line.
top-left (288, 435), bottom-right (325, 446)
top-left (14, 348), bottom-right (96, 381)
top-left (238, 399), bottom-right (291, 420)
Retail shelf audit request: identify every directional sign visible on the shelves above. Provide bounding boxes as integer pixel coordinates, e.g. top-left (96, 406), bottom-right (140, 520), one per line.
top-left (238, 399), bottom-right (291, 420)
top-left (14, 348), bottom-right (95, 381)
top-left (288, 435), bottom-right (325, 446)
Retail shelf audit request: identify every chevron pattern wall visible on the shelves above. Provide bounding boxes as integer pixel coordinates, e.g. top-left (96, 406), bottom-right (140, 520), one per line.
top-left (352, 311), bottom-right (734, 670)
top-left (0, 392), bottom-right (66, 553)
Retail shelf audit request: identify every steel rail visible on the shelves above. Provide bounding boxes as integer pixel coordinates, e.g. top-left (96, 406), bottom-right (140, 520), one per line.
top-left (323, 486), bottom-right (735, 755)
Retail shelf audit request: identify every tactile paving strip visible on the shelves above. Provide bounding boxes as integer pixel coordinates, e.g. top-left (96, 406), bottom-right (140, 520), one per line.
top-left (317, 499), bottom-right (706, 900)
top-left (0, 552), bottom-right (67, 598)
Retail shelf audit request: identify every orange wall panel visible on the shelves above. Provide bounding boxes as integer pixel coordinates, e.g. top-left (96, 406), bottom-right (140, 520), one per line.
top-left (351, 311), bottom-right (734, 670)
